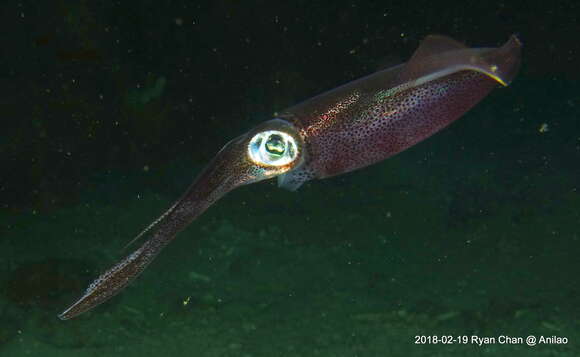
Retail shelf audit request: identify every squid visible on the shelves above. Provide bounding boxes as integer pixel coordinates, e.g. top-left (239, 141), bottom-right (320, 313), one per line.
top-left (59, 34), bottom-right (522, 320)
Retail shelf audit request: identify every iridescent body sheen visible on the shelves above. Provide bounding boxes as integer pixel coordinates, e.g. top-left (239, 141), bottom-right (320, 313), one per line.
top-left (59, 35), bottom-right (521, 320)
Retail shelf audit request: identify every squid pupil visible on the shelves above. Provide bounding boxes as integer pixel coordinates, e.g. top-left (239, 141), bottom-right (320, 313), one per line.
top-left (265, 134), bottom-right (285, 156)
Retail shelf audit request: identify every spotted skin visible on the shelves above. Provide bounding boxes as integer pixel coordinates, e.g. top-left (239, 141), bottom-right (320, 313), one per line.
top-left (292, 71), bottom-right (495, 178)
top-left (277, 35), bottom-right (521, 189)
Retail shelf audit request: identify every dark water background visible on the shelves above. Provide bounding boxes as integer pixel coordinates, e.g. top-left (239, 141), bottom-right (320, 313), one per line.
top-left (1, 1), bottom-right (579, 356)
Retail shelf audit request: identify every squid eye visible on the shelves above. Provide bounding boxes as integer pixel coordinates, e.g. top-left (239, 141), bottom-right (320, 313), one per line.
top-left (265, 134), bottom-right (285, 156)
top-left (248, 130), bottom-right (298, 166)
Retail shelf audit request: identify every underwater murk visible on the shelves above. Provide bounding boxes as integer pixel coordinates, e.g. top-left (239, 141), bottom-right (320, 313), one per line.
top-left (2, 1), bottom-right (579, 356)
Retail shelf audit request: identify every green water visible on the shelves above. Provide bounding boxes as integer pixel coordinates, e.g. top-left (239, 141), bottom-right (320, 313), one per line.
top-left (2, 0), bottom-right (579, 356)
